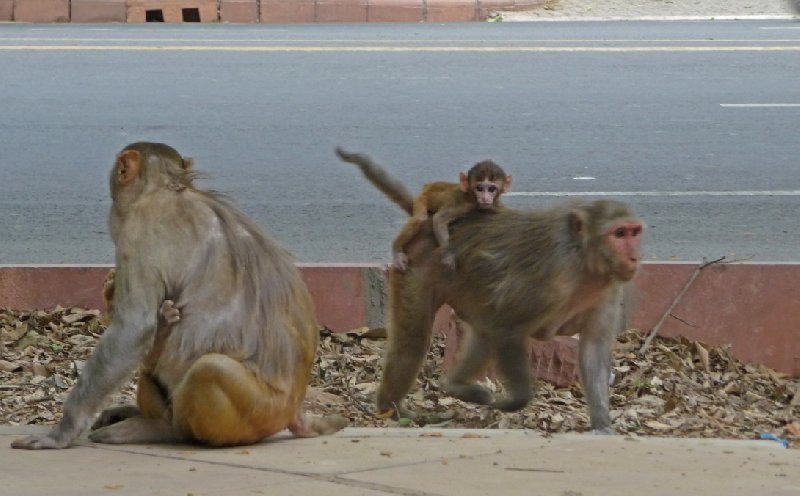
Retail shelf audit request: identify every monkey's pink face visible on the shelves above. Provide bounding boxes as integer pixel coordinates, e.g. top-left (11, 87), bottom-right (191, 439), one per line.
top-left (607, 222), bottom-right (643, 281)
top-left (474, 181), bottom-right (501, 209)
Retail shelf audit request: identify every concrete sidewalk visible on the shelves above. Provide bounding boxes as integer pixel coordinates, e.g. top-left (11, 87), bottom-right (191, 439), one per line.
top-left (2, 425), bottom-right (797, 495)
top-left (498, 0), bottom-right (796, 21)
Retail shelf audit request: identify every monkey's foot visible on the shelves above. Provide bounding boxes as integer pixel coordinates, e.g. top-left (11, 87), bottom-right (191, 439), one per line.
top-left (89, 416), bottom-right (185, 444)
top-left (443, 383), bottom-right (494, 406)
top-left (392, 252), bottom-right (409, 271)
top-left (91, 405), bottom-right (142, 430)
top-left (376, 403), bottom-right (417, 421)
top-left (288, 413), bottom-right (348, 438)
top-left (491, 396), bottom-right (530, 412)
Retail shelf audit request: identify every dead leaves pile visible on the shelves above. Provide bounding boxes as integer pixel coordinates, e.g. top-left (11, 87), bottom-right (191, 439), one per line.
top-left (309, 327), bottom-right (799, 448)
top-left (0, 307), bottom-right (136, 426)
top-left (1, 308), bottom-right (797, 448)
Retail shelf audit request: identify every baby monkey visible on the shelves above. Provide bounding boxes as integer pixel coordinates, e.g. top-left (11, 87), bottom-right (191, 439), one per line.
top-left (336, 148), bottom-right (511, 270)
top-left (396, 160), bottom-right (512, 270)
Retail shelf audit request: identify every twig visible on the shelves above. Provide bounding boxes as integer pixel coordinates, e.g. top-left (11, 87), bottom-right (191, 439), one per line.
top-left (668, 314), bottom-right (698, 328)
top-left (638, 256), bottom-right (726, 355)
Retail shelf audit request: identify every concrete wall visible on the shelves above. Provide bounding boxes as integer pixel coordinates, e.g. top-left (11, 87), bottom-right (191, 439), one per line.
top-left (1, 262), bottom-right (798, 381)
top-left (2, 0), bottom-right (545, 22)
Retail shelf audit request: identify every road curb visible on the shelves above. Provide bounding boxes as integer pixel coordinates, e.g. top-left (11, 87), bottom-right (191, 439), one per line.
top-left (1, 262), bottom-right (798, 380)
top-left (0, 0), bottom-right (547, 23)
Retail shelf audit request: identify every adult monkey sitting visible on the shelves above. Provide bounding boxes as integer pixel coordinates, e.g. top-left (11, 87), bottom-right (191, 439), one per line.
top-left (12, 142), bottom-right (345, 449)
top-left (336, 148), bottom-right (643, 434)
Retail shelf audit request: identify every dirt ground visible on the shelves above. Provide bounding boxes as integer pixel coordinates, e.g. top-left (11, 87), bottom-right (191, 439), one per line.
top-left (1, 306), bottom-right (797, 448)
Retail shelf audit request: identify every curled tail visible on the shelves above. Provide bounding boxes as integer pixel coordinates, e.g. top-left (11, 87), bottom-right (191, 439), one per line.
top-left (335, 147), bottom-right (414, 215)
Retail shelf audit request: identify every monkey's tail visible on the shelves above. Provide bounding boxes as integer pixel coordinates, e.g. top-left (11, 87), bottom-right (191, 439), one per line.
top-left (335, 147), bottom-right (414, 216)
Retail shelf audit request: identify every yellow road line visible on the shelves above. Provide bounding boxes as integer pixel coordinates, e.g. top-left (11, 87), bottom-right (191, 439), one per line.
top-left (2, 45), bottom-right (800, 52)
top-left (1, 37), bottom-right (799, 43)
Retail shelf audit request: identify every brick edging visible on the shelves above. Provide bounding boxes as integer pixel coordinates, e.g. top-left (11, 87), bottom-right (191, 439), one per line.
top-left (1, 0), bottom-right (547, 23)
top-left (1, 262), bottom-right (798, 378)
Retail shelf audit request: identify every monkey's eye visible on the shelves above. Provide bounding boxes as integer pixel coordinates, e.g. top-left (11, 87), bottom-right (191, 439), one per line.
top-left (613, 228), bottom-right (626, 238)
top-left (487, 185), bottom-right (498, 193)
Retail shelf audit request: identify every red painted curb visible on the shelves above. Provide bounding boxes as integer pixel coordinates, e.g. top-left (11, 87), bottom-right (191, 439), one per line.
top-left (71, 0), bottom-right (127, 22)
top-left (631, 262), bottom-right (800, 378)
top-left (13, 0), bottom-right (69, 22)
top-left (126, 0), bottom-right (217, 22)
top-left (1, 262), bottom-right (797, 378)
top-left (5, 0), bottom-right (546, 23)
top-left (220, 0), bottom-right (258, 23)
top-left (0, 264), bottom-right (388, 333)
top-left (0, 0), bottom-right (13, 21)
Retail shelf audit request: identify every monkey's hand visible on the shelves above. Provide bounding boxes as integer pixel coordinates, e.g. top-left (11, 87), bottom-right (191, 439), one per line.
top-left (159, 299), bottom-right (181, 325)
top-left (392, 252), bottom-right (409, 271)
top-left (11, 431), bottom-right (72, 450)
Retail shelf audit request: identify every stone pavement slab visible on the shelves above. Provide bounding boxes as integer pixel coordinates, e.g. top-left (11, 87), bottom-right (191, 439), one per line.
top-left (2, 425), bottom-right (798, 496)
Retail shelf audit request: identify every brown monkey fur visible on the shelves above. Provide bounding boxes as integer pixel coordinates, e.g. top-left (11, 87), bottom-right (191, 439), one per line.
top-left (12, 142), bottom-right (346, 449)
top-left (337, 148), bottom-right (643, 433)
top-left (335, 147), bottom-right (511, 270)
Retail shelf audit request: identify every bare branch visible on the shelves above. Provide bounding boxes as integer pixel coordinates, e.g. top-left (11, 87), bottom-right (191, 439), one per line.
top-left (638, 256), bottom-right (725, 355)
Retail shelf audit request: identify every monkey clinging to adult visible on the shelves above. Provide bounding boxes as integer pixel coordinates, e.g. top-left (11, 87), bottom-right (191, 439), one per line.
top-left (336, 148), bottom-right (511, 270)
top-left (12, 142), bottom-right (346, 449)
top-left (336, 148), bottom-right (643, 434)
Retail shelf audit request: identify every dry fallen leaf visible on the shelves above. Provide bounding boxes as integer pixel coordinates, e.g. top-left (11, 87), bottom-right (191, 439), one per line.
top-left (695, 342), bottom-right (710, 372)
top-left (1, 308), bottom-right (797, 448)
top-left (0, 359), bottom-right (20, 372)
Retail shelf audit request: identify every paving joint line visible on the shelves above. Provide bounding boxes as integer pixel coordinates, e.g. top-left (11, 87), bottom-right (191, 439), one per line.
top-left (82, 441), bottom-right (444, 495)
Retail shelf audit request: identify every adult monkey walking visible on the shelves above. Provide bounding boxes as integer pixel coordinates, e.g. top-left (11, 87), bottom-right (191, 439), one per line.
top-left (13, 142), bottom-right (345, 449)
top-left (336, 148), bottom-right (643, 433)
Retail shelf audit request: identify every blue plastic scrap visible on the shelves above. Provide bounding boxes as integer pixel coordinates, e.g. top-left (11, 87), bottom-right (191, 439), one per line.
top-left (758, 432), bottom-right (789, 449)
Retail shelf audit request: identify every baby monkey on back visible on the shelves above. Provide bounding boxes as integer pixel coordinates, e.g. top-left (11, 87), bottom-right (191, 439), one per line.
top-left (336, 148), bottom-right (512, 270)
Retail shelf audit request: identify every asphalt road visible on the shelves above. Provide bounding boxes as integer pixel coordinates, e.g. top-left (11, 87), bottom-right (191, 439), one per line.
top-left (0, 21), bottom-right (798, 264)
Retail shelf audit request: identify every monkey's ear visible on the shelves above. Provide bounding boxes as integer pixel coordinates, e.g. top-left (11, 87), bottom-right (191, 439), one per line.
top-left (182, 157), bottom-right (194, 171)
top-left (458, 172), bottom-right (469, 192)
top-left (503, 175), bottom-right (512, 192)
top-left (115, 150), bottom-right (141, 186)
top-left (568, 210), bottom-right (588, 243)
